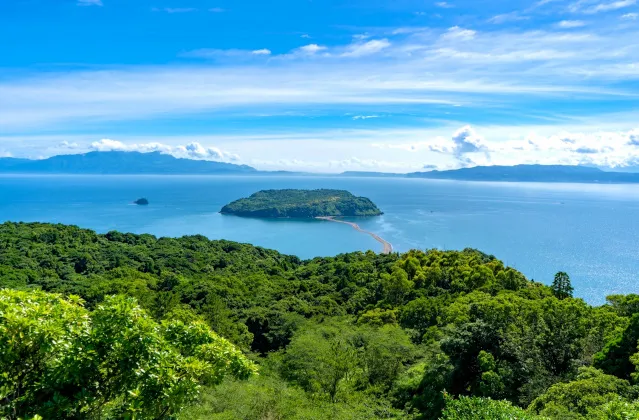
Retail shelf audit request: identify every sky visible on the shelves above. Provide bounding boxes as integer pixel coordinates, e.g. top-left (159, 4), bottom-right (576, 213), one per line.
top-left (1, 0), bottom-right (639, 172)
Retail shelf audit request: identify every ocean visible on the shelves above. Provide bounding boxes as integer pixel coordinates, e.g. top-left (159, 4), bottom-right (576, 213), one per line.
top-left (1, 174), bottom-right (639, 305)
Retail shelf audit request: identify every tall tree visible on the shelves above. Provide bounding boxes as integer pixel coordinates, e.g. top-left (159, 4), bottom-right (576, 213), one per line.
top-left (552, 271), bottom-right (574, 300)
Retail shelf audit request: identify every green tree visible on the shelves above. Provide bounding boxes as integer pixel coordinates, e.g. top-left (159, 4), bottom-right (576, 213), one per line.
top-left (441, 395), bottom-right (542, 420)
top-left (280, 322), bottom-right (414, 402)
top-left (552, 271), bottom-right (574, 300)
top-left (0, 289), bottom-right (256, 419)
top-left (595, 313), bottom-right (639, 380)
top-left (528, 367), bottom-right (635, 419)
top-left (280, 324), bottom-right (358, 402)
top-left (381, 267), bottom-right (414, 305)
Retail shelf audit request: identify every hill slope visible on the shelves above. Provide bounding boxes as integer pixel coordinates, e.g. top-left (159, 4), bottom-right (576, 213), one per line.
top-left (408, 164), bottom-right (639, 183)
top-left (0, 222), bottom-right (636, 419)
top-left (0, 151), bottom-right (256, 174)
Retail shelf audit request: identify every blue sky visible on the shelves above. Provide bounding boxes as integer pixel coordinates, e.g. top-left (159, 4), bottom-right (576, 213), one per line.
top-left (1, 0), bottom-right (639, 172)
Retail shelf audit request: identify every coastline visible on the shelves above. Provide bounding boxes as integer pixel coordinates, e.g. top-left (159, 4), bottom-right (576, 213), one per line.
top-left (316, 216), bottom-right (393, 254)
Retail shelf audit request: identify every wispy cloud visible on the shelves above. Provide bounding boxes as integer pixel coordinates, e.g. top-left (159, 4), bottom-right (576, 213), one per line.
top-left (535, 0), bottom-right (561, 6)
top-left (570, 0), bottom-right (637, 14)
top-left (558, 20), bottom-right (587, 27)
top-left (352, 115), bottom-right (379, 120)
top-left (441, 26), bottom-right (476, 40)
top-left (622, 12), bottom-right (639, 19)
top-left (77, 0), bottom-right (102, 6)
top-left (252, 49), bottom-right (272, 55)
top-left (488, 11), bottom-right (529, 24)
top-left (152, 7), bottom-right (198, 13)
top-left (2, 24), bottom-right (639, 134)
top-left (294, 44), bottom-right (328, 55)
top-left (181, 48), bottom-right (271, 59)
top-left (209, 7), bottom-right (224, 12)
top-left (435, 1), bottom-right (454, 8)
top-left (340, 39), bottom-right (391, 57)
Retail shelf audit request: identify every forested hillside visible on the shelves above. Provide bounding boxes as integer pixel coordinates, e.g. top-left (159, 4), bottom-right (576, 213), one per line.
top-left (2, 222), bottom-right (639, 419)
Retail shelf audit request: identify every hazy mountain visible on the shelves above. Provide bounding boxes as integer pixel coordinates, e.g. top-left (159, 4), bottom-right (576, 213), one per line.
top-left (0, 151), bottom-right (257, 174)
top-left (407, 164), bottom-right (639, 183)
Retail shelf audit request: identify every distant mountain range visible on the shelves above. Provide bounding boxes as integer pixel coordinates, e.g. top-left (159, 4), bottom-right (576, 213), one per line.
top-left (0, 151), bottom-right (256, 174)
top-left (405, 164), bottom-right (639, 183)
top-left (339, 165), bottom-right (639, 183)
top-left (3, 153), bottom-right (639, 183)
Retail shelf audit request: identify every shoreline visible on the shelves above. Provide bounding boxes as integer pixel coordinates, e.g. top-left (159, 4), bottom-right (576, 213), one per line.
top-left (316, 216), bottom-right (393, 254)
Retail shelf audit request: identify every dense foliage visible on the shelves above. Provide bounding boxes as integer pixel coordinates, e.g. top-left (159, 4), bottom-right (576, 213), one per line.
top-left (2, 221), bottom-right (639, 419)
top-left (220, 189), bottom-right (383, 217)
top-left (0, 289), bottom-right (256, 419)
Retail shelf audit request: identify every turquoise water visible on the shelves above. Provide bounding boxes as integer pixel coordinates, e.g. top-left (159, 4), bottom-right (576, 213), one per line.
top-left (1, 174), bottom-right (639, 304)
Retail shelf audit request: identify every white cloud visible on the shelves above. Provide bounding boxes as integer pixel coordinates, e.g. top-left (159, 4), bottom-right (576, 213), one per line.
top-left (441, 26), bottom-right (477, 40)
top-left (89, 139), bottom-right (239, 162)
top-left (370, 126), bottom-right (639, 170)
top-left (451, 125), bottom-right (488, 157)
top-left (341, 39), bottom-right (391, 57)
top-left (488, 12), bottom-right (529, 24)
top-left (622, 12), bottom-right (639, 18)
top-left (558, 20), bottom-right (587, 27)
top-left (3, 24), bottom-right (639, 132)
top-left (571, 0), bottom-right (637, 14)
top-left (435, 1), bottom-right (454, 8)
top-left (295, 44), bottom-right (328, 55)
top-left (58, 141), bottom-right (80, 149)
top-left (90, 139), bottom-right (129, 152)
top-left (77, 0), bottom-right (102, 6)
top-left (181, 48), bottom-right (272, 59)
top-left (352, 115), bottom-right (379, 120)
top-left (252, 49), bottom-right (272, 55)
top-left (6, 121), bottom-right (639, 172)
top-left (535, 0), bottom-right (561, 6)
top-left (152, 7), bottom-right (198, 13)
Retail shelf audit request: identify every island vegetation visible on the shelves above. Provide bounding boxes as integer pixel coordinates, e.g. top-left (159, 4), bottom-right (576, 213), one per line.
top-left (220, 189), bottom-right (383, 218)
top-left (2, 221), bottom-right (639, 419)
top-left (134, 197), bottom-right (149, 205)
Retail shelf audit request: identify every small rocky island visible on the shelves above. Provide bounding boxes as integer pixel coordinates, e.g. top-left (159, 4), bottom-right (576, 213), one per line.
top-left (134, 198), bottom-right (149, 206)
top-left (220, 189), bottom-right (383, 218)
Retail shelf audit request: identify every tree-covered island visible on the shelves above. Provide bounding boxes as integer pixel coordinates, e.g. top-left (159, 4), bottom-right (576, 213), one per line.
top-left (220, 189), bottom-right (383, 218)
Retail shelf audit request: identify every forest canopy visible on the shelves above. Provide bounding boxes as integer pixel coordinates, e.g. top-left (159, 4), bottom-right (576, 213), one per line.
top-left (220, 188), bottom-right (383, 218)
top-left (1, 221), bottom-right (639, 419)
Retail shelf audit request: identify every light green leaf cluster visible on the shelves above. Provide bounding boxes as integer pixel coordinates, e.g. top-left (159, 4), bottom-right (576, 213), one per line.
top-left (0, 289), bottom-right (256, 419)
top-left (441, 396), bottom-right (545, 420)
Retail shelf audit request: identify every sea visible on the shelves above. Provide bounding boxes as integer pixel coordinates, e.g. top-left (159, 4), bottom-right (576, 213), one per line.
top-left (1, 174), bottom-right (639, 305)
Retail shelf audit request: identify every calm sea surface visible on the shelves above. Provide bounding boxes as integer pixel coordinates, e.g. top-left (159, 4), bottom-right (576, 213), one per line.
top-left (1, 174), bottom-right (639, 304)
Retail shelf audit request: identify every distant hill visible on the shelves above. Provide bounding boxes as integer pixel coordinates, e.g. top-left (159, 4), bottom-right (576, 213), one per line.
top-left (407, 164), bottom-right (639, 183)
top-left (220, 189), bottom-right (383, 218)
top-left (0, 151), bottom-right (256, 174)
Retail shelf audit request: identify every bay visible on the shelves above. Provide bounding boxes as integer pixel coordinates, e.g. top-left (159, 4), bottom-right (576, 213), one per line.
top-left (1, 174), bottom-right (639, 304)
